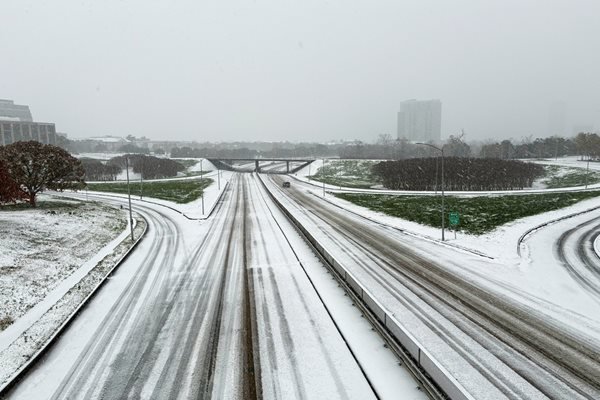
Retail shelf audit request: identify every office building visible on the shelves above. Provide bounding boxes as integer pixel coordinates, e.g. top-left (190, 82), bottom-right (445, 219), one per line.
top-left (0, 121), bottom-right (58, 146)
top-left (397, 99), bottom-right (442, 142)
top-left (0, 99), bottom-right (33, 122)
top-left (0, 99), bottom-right (58, 146)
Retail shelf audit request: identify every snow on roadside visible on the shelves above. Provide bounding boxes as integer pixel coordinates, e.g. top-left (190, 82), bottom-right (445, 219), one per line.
top-left (0, 218), bottom-right (146, 388)
top-left (0, 197), bottom-right (145, 387)
top-left (0, 198), bottom-right (127, 326)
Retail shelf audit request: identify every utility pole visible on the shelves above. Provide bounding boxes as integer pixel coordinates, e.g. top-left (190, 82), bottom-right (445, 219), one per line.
top-left (125, 157), bottom-right (135, 241)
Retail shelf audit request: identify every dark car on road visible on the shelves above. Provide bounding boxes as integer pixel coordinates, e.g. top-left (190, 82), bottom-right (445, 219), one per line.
top-left (282, 181), bottom-right (291, 188)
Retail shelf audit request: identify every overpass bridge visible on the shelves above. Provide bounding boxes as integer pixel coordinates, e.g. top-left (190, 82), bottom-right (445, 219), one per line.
top-left (207, 158), bottom-right (315, 174)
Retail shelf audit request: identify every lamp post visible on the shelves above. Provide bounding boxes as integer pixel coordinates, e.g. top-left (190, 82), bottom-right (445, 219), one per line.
top-left (322, 158), bottom-right (326, 197)
top-left (416, 143), bottom-right (445, 241)
top-left (200, 159), bottom-right (205, 215)
top-left (585, 157), bottom-right (590, 189)
top-left (125, 156), bottom-right (135, 241)
top-left (139, 155), bottom-right (144, 200)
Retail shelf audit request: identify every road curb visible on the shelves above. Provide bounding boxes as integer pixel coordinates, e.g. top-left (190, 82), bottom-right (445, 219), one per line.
top-left (516, 204), bottom-right (600, 256)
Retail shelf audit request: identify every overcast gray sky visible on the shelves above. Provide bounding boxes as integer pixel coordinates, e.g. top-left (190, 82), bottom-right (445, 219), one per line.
top-left (1, 0), bottom-right (599, 142)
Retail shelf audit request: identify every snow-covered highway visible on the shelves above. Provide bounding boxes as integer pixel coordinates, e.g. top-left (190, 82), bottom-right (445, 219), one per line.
top-left (265, 174), bottom-right (600, 399)
top-left (4, 175), bottom-right (388, 399)
top-left (5, 170), bottom-right (600, 399)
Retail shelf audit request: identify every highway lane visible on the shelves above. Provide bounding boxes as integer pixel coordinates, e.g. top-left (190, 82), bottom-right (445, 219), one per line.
top-left (5, 175), bottom-right (376, 400)
top-left (266, 174), bottom-right (600, 399)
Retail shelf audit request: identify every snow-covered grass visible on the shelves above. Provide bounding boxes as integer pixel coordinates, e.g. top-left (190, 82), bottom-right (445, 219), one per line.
top-left (0, 197), bottom-right (127, 330)
top-left (0, 214), bottom-right (145, 389)
top-left (541, 164), bottom-right (600, 188)
top-left (335, 190), bottom-right (600, 235)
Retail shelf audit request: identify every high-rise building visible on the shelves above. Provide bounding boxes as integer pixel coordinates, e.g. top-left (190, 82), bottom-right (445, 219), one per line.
top-left (0, 99), bottom-right (33, 122)
top-left (397, 99), bottom-right (442, 142)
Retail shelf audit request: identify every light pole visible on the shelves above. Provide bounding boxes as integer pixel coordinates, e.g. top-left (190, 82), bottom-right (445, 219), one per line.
top-left (585, 157), bottom-right (590, 189)
top-left (139, 155), bottom-right (144, 200)
top-left (322, 158), bottom-right (326, 197)
top-left (416, 143), bottom-right (445, 241)
top-left (125, 156), bottom-right (135, 241)
top-left (200, 159), bottom-right (205, 215)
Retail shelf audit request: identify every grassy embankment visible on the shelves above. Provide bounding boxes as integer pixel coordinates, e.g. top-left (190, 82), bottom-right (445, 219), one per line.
top-left (87, 178), bottom-right (212, 204)
top-left (335, 191), bottom-right (600, 235)
top-left (310, 160), bottom-right (380, 189)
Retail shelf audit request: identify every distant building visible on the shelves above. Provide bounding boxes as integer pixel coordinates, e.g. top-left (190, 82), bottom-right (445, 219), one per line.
top-left (0, 99), bottom-right (59, 146)
top-left (397, 99), bottom-right (442, 142)
top-left (0, 121), bottom-right (58, 146)
top-left (0, 99), bottom-right (33, 122)
top-left (86, 136), bottom-right (131, 151)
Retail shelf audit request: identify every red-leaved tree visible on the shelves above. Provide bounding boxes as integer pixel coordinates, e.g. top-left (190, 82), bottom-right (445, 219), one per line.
top-left (0, 159), bottom-right (26, 204)
top-left (0, 141), bottom-right (86, 206)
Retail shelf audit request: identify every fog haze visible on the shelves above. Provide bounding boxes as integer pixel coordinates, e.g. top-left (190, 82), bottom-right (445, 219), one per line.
top-left (1, 0), bottom-right (599, 142)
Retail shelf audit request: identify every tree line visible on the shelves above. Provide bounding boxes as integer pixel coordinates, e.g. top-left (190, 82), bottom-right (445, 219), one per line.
top-left (109, 155), bottom-right (185, 179)
top-left (338, 133), bottom-right (596, 160)
top-left (372, 158), bottom-right (545, 191)
top-left (81, 155), bottom-right (185, 181)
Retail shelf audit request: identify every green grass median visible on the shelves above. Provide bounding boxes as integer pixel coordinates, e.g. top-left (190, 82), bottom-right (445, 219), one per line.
top-left (335, 191), bottom-right (600, 235)
top-left (87, 178), bottom-right (212, 204)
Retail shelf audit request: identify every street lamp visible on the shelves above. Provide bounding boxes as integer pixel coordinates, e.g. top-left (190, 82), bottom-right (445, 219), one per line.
top-left (200, 159), bottom-right (205, 215)
top-left (322, 158), bottom-right (326, 197)
top-left (125, 156), bottom-right (135, 241)
top-left (139, 155), bottom-right (144, 200)
top-left (217, 167), bottom-right (221, 190)
top-left (416, 142), bottom-right (445, 241)
top-left (585, 157), bottom-right (590, 189)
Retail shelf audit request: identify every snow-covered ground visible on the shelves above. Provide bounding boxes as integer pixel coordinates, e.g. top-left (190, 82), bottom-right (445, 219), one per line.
top-left (0, 198), bottom-right (127, 326)
top-left (0, 197), bottom-right (147, 388)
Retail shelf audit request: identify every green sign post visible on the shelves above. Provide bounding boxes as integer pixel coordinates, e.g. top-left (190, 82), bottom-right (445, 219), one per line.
top-left (449, 212), bottom-right (459, 226)
top-left (449, 212), bottom-right (459, 239)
